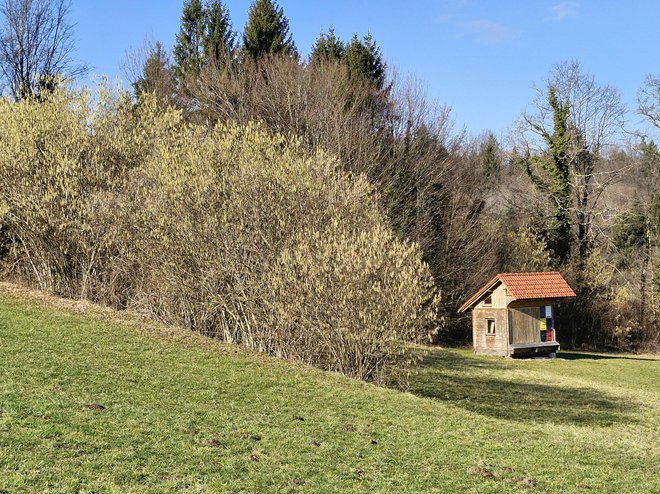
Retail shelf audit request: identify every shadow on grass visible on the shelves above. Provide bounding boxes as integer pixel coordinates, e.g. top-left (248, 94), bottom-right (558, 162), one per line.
top-left (558, 351), bottom-right (658, 362)
top-left (406, 351), bottom-right (639, 427)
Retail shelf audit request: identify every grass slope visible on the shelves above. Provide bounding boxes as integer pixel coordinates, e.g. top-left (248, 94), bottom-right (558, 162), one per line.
top-left (0, 287), bottom-right (658, 493)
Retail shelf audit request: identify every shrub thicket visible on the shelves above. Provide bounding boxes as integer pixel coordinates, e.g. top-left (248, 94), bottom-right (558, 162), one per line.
top-left (0, 87), bottom-right (438, 382)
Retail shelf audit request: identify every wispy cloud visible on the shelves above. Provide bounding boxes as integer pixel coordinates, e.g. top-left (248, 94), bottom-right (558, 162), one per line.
top-left (435, 15), bottom-right (517, 45)
top-left (433, 14), bottom-right (454, 25)
top-left (457, 19), bottom-right (517, 44)
top-left (546, 1), bottom-right (579, 22)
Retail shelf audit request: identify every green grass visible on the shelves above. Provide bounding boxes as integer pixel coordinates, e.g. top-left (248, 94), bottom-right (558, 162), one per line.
top-left (0, 289), bottom-right (658, 493)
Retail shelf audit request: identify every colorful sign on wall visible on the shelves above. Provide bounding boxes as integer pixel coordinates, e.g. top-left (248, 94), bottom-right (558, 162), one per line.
top-left (539, 305), bottom-right (553, 341)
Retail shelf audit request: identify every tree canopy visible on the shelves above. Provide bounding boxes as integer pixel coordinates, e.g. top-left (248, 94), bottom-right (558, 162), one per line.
top-left (310, 27), bottom-right (345, 64)
top-left (173, 0), bottom-right (235, 78)
top-left (343, 34), bottom-right (386, 89)
top-left (242, 0), bottom-right (296, 61)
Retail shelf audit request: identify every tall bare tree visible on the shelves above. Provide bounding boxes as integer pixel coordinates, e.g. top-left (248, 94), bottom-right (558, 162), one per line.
top-left (0, 0), bottom-right (85, 100)
top-left (517, 60), bottom-right (626, 262)
top-left (634, 75), bottom-right (660, 343)
top-left (638, 74), bottom-right (660, 131)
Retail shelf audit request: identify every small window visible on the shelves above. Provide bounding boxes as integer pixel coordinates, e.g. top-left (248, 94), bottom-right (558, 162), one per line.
top-left (484, 295), bottom-right (492, 306)
top-left (486, 319), bottom-right (496, 335)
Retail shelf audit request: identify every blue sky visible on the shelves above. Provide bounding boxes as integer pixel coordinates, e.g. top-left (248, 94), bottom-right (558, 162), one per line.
top-left (70, 1), bottom-right (659, 136)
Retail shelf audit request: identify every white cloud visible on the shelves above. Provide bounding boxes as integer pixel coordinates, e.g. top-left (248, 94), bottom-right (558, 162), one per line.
top-left (434, 15), bottom-right (517, 45)
top-left (546, 1), bottom-right (579, 22)
top-left (456, 19), bottom-right (517, 45)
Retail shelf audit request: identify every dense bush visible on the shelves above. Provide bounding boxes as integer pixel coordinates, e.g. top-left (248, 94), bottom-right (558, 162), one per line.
top-left (262, 222), bottom-right (436, 381)
top-left (0, 87), bottom-right (438, 383)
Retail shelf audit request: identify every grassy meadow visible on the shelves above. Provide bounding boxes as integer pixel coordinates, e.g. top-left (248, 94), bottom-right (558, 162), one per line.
top-left (0, 285), bottom-right (658, 493)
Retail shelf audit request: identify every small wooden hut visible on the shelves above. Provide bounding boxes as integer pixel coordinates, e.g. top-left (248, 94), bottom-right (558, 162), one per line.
top-left (458, 272), bottom-right (576, 357)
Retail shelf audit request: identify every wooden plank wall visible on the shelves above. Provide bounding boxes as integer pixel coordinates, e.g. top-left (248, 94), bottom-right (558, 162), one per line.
top-left (508, 307), bottom-right (541, 344)
top-left (473, 308), bottom-right (509, 356)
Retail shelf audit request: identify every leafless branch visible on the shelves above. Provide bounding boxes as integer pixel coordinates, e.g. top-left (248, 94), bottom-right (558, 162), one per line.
top-left (0, 0), bottom-right (86, 100)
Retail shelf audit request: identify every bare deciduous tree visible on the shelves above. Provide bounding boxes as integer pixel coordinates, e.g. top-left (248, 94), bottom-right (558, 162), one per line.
top-left (638, 74), bottom-right (660, 131)
top-left (0, 0), bottom-right (86, 100)
top-left (516, 60), bottom-right (627, 262)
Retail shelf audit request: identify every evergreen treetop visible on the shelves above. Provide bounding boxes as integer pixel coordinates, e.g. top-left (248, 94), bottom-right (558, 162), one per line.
top-left (242, 0), bottom-right (296, 61)
top-left (343, 33), bottom-right (386, 89)
top-left (481, 132), bottom-right (501, 183)
top-left (204, 0), bottom-right (236, 68)
top-left (173, 0), bottom-right (235, 78)
top-left (310, 27), bottom-right (345, 64)
top-left (173, 0), bottom-right (206, 78)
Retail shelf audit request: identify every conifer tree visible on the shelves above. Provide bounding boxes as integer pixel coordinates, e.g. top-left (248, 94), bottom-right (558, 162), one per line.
top-left (133, 41), bottom-right (176, 104)
top-left (343, 33), bottom-right (386, 89)
top-left (203, 0), bottom-right (235, 69)
top-left (174, 0), bottom-right (235, 78)
top-left (173, 0), bottom-right (206, 78)
top-left (310, 27), bottom-right (344, 64)
top-left (242, 0), bottom-right (296, 60)
top-left (480, 132), bottom-right (501, 183)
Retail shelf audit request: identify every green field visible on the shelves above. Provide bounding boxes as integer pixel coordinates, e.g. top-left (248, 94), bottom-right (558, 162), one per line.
top-left (0, 287), bottom-right (658, 493)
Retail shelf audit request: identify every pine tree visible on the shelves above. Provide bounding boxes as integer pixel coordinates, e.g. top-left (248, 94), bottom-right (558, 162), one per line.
top-left (342, 34), bottom-right (386, 89)
top-left (310, 27), bottom-right (344, 64)
top-left (242, 0), bottom-right (296, 61)
top-left (173, 0), bottom-right (206, 78)
top-left (203, 0), bottom-right (235, 69)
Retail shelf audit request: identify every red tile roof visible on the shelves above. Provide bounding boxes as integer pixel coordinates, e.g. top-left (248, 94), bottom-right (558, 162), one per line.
top-left (458, 271), bottom-right (576, 313)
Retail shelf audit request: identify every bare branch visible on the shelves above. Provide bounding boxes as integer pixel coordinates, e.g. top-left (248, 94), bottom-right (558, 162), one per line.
top-left (0, 0), bottom-right (86, 100)
top-left (638, 74), bottom-right (660, 131)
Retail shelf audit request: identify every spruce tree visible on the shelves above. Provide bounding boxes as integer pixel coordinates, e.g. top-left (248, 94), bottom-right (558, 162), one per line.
top-left (242, 0), bottom-right (296, 60)
top-left (342, 34), bottom-right (386, 89)
top-left (173, 0), bottom-right (206, 78)
top-left (203, 0), bottom-right (235, 69)
top-left (480, 132), bottom-right (501, 183)
top-left (310, 27), bottom-right (344, 64)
